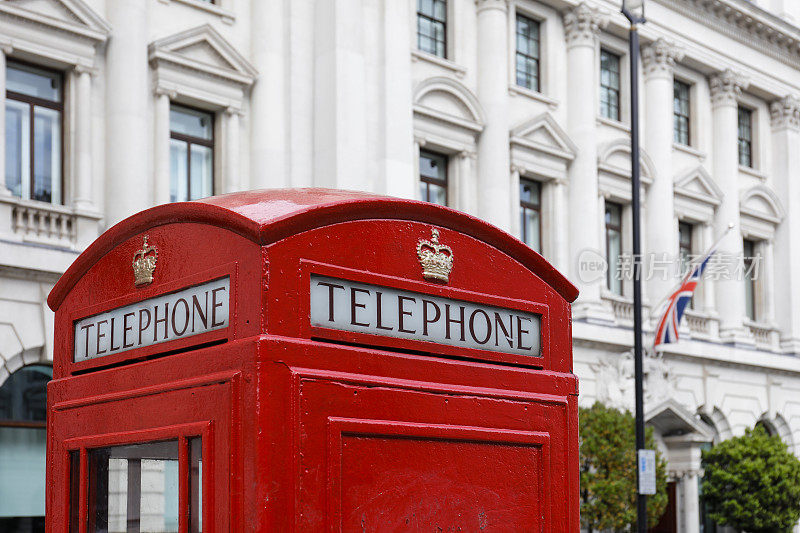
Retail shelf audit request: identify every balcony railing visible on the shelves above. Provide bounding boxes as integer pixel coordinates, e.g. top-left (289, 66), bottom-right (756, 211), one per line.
top-left (12, 203), bottom-right (77, 246)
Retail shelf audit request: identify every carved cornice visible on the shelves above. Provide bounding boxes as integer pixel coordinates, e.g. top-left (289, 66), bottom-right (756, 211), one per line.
top-left (709, 69), bottom-right (748, 107)
top-left (563, 3), bottom-right (608, 49)
top-left (655, 0), bottom-right (800, 69)
top-left (770, 95), bottom-right (800, 130)
top-left (641, 39), bottom-right (684, 78)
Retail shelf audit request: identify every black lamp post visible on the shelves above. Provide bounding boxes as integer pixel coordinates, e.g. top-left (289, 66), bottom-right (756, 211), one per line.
top-left (621, 1), bottom-right (648, 532)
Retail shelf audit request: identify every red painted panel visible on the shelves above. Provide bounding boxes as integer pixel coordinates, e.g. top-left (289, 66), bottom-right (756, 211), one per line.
top-left (334, 419), bottom-right (547, 532)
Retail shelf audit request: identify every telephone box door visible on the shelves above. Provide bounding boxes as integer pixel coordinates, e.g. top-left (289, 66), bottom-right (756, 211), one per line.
top-left (48, 366), bottom-right (236, 533)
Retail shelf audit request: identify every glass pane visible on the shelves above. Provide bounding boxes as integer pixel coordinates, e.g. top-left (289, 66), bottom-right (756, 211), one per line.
top-left (5, 99), bottom-right (30, 199)
top-left (33, 106), bottom-right (61, 204)
top-left (607, 229), bottom-right (622, 295)
top-left (433, 0), bottom-right (446, 21)
top-left (170, 139), bottom-right (188, 203)
top-left (189, 438), bottom-right (202, 533)
top-left (89, 441), bottom-right (179, 533)
top-left (0, 427), bottom-right (47, 519)
top-left (7, 63), bottom-right (61, 102)
top-left (520, 180), bottom-right (539, 205)
top-left (428, 183), bottom-right (446, 206)
top-left (169, 106), bottom-right (213, 140)
top-left (419, 152), bottom-right (446, 181)
top-left (0, 364), bottom-right (52, 422)
top-left (522, 209), bottom-right (541, 252)
top-left (605, 203), bottom-right (621, 226)
top-left (189, 145), bottom-right (213, 200)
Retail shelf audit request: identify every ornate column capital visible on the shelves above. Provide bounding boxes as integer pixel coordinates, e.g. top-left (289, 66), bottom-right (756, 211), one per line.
top-left (641, 39), bottom-right (683, 79)
top-left (770, 95), bottom-right (800, 131)
top-left (709, 69), bottom-right (748, 108)
top-left (475, 0), bottom-right (508, 14)
top-left (563, 3), bottom-right (608, 49)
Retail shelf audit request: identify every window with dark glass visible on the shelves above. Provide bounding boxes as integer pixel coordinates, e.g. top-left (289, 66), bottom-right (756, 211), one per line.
top-left (738, 106), bottom-right (753, 168)
top-left (417, 0), bottom-right (447, 58)
top-left (0, 364), bottom-right (52, 533)
top-left (743, 238), bottom-right (758, 321)
top-left (419, 151), bottom-right (447, 206)
top-left (519, 179), bottom-right (541, 253)
top-left (600, 50), bottom-right (621, 121)
top-left (679, 221), bottom-right (694, 308)
top-left (515, 15), bottom-right (540, 92)
top-left (5, 62), bottom-right (63, 204)
top-left (605, 202), bottom-right (623, 295)
top-left (674, 80), bottom-right (691, 145)
top-left (170, 105), bottom-right (214, 202)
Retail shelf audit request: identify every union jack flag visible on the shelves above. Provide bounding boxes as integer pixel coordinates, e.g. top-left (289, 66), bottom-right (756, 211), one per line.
top-left (653, 248), bottom-right (717, 348)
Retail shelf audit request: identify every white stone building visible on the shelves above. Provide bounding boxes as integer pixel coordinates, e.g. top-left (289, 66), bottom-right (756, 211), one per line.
top-left (1, 0), bottom-right (800, 530)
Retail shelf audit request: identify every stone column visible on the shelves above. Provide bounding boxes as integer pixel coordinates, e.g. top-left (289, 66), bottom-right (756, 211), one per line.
top-left (681, 470), bottom-right (701, 533)
top-left (313, 0), bottom-right (369, 191)
top-left (250, 0), bottom-right (287, 188)
top-left (476, 0), bottom-right (511, 231)
top-left (510, 165), bottom-right (522, 238)
top-left (153, 90), bottom-right (173, 206)
top-left (106, 0), bottom-right (149, 224)
top-left (381, 0), bottom-right (415, 199)
top-left (709, 69), bottom-right (749, 344)
top-left (74, 67), bottom-right (94, 210)
top-left (457, 151), bottom-right (477, 215)
top-left (564, 3), bottom-right (608, 320)
top-left (770, 95), bottom-right (800, 352)
top-left (702, 223), bottom-right (716, 313)
top-left (642, 39), bottom-right (682, 306)
top-left (224, 108), bottom-right (241, 193)
top-left (552, 179), bottom-right (569, 272)
top-left (0, 47), bottom-right (10, 196)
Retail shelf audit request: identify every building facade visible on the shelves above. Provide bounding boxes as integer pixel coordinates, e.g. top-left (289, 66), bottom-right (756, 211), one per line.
top-left (2, 0), bottom-right (800, 530)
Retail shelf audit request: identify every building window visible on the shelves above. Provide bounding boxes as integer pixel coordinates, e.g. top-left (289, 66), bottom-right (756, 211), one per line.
top-left (515, 14), bottom-right (540, 92)
top-left (519, 179), bottom-right (541, 253)
top-left (419, 151), bottom-right (447, 206)
top-left (0, 364), bottom-right (52, 532)
top-left (743, 238), bottom-right (758, 321)
top-left (600, 50), bottom-right (621, 121)
top-left (417, 0), bottom-right (447, 58)
top-left (679, 221), bottom-right (694, 308)
top-left (5, 62), bottom-right (63, 204)
top-left (169, 105), bottom-right (214, 202)
top-left (738, 106), bottom-right (753, 168)
top-left (605, 202), bottom-right (623, 295)
top-left (674, 80), bottom-right (691, 146)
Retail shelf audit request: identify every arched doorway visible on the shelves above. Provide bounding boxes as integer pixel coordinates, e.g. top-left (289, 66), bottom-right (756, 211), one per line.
top-left (0, 364), bottom-right (52, 532)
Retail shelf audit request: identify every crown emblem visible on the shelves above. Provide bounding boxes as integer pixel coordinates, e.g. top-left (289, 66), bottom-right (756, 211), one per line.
top-left (416, 229), bottom-right (454, 283)
top-left (132, 235), bottom-right (158, 287)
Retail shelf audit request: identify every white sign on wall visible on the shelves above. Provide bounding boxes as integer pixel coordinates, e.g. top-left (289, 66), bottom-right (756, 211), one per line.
top-left (74, 277), bottom-right (230, 362)
top-left (310, 275), bottom-right (542, 357)
top-left (638, 449), bottom-right (657, 495)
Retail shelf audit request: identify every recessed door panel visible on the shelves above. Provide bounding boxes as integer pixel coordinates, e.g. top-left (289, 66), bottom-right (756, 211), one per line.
top-left (295, 371), bottom-right (570, 532)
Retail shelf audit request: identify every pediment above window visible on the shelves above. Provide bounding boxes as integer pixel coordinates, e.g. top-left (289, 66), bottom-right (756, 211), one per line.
top-left (149, 24), bottom-right (256, 110)
top-left (646, 398), bottom-right (714, 442)
top-left (413, 77), bottom-right (485, 135)
top-left (740, 185), bottom-right (784, 239)
top-left (510, 113), bottom-right (575, 181)
top-left (0, 0), bottom-right (109, 68)
top-left (597, 139), bottom-right (653, 201)
top-left (674, 166), bottom-right (723, 205)
top-left (511, 113), bottom-right (576, 161)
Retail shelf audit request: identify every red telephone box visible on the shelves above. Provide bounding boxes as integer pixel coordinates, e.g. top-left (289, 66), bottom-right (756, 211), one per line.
top-left (47, 189), bottom-right (579, 532)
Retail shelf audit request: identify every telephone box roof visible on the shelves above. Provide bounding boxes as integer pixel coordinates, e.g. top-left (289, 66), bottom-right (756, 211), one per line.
top-left (48, 188), bottom-right (578, 310)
